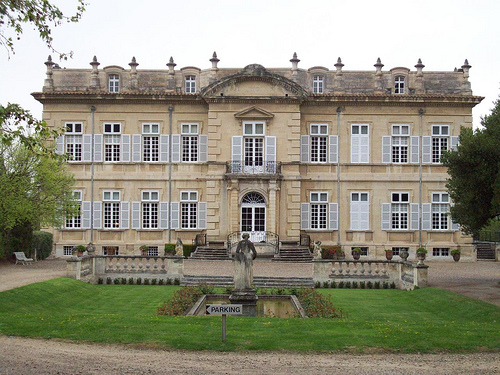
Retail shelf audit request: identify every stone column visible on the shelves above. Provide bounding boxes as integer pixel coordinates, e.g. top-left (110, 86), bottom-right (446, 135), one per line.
top-left (268, 180), bottom-right (279, 233)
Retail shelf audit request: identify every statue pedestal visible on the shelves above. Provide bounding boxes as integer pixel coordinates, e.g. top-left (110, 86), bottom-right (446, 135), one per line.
top-left (229, 289), bottom-right (258, 317)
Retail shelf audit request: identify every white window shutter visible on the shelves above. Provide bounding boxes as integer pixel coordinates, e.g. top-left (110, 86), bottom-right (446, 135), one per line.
top-left (172, 134), bottom-right (181, 162)
top-left (160, 135), bottom-right (169, 162)
top-left (410, 136), bottom-right (420, 164)
top-left (82, 201), bottom-right (91, 229)
top-left (198, 202), bottom-right (207, 229)
top-left (301, 203), bottom-right (310, 230)
top-left (360, 135), bottom-right (369, 163)
top-left (422, 136), bottom-right (431, 164)
top-left (410, 203), bottom-right (420, 230)
top-left (132, 134), bottom-right (141, 162)
top-left (300, 135), bottom-right (310, 163)
top-left (381, 203), bottom-right (391, 230)
top-left (450, 203), bottom-right (460, 231)
top-left (265, 136), bottom-right (276, 162)
top-left (131, 202), bottom-right (141, 229)
top-left (350, 202), bottom-right (360, 230)
top-left (199, 135), bottom-right (208, 162)
top-left (329, 203), bottom-right (338, 230)
top-left (171, 202), bottom-right (179, 229)
top-left (121, 134), bottom-right (130, 162)
top-left (83, 135), bottom-right (92, 162)
top-left (232, 136), bottom-right (243, 173)
top-left (351, 135), bottom-right (360, 163)
top-left (329, 135), bottom-right (338, 163)
top-left (121, 201), bottom-right (129, 229)
top-left (159, 202), bottom-right (169, 229)
top-left (382, 136), bottom-right (391, 163)
top-left (451, 136), bottom-right (459, 151)
top-left (56, 136), bottom-right (65, 155)
top-left (94, 134), bottom-right (103, 162)
top-left (93, 201), bottom-right (102, 229)
top-left (422, 203), bottom-right (432, 230)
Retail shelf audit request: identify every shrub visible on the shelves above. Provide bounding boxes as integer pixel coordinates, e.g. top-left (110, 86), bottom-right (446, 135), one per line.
top-left (113, 278), bottom-right (120, 285)
top-left (331, 280), bottom-right (337, 289)
top-left (272, 288), bottom-right (286, 295)
top-left (197, 282), bottom-right (215, 295)
top-left (174, 278), bottom-right (180, 285)
top-left (225, 286), bottom-right (233, 294)
top-left (390, 282), bottom-right (396, 289)
top-left (367, 281), bottom-right (373, 289)
top-left (360, 281), bottom-right (366, 289)
top-left (97, 278), bottom-right (103, 284)
top-left (106, 277), bottom-right (112, 285)
top-left (294, 288), bottom-right (346, 318)
top-left (183, 244), bottom-right (197, 258)
top-left (32, 231), bottom-right (53, 260)
top-left (289, 287), bottom-right (299, 296)
top-left (157, 286), bottom-right (202, 315)
top-left (164, 244), bottom-right (176, 256)
top-left (151, 278), bottom-right (157, 285)
top-left (345, 281), bottom-right (352, 289)
top-left (352, 281), bottom-right (358, 289)
top-left (143, 278), bottom-right (150, 285)
top-left (128, 278), bottom-right (134, 285)
top-left (383, 281), bottom-right (389, 289)
top-left (136, 277), bottom-right (141, 285)
top-left (314, 281), bottom-right (321, 289)
top-left (158, 279), bottom-right (164, 285)
top-left (338, 281), bottom-right (344, 289)
top-left (320, 245), bottom-right (345, 260)
top-left (121, 278), bottom-right (127, 285)
top-left (323, 281), bottom-right (330, 288)
top-left (374, 281), bottom-right (381, 289)
top-left (166, 278), bottom-right (172, 285)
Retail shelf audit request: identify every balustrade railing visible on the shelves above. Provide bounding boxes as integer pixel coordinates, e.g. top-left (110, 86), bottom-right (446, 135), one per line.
top-left (329, 260), bottom-right (390, 279)
top-left (104, 256), bottom-right (176, 274)
top-left (226, 161), bottom-right (281, 175)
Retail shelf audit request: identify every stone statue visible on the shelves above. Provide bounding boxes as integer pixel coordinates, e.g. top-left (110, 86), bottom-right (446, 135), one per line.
top-left (233, 233), bottom-right (257, 290)
top-left (313, 241), bottom-right (322, 259)
top-left (175, 238), bottom-right (183, 256)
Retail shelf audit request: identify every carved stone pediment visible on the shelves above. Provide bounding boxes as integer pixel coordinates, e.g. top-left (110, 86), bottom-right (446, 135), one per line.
top-left (234, 106), bottom-right (275, 121)
top-left (200, 64), bottom-right (308, 99)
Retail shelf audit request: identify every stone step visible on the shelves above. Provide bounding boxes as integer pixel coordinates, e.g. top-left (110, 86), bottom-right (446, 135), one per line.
top-left (476, 243), bottom-right (495, 260)
top-left (181, 275), bottom-right (314, 288)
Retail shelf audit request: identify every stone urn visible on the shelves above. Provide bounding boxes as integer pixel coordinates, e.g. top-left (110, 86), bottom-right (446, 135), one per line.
top-left (352, 247), bottom-right (361, 260)
top-left (451, 249), bottom-right (461, 262)
top-left (416, 248), bottom-right (427, 265)
top-left (400, 249), bottom-right (409, 261)
top-left (385, 249), bottom-right (394, 261)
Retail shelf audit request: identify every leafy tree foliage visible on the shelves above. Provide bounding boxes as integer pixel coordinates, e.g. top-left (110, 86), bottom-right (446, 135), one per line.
top-left (442, 96), bottom-right (500, 236)
top-left (0, 143), bottom-right (77, 257)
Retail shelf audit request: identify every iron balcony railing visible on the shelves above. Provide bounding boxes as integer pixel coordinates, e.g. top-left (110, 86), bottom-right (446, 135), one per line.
top-left (474, 230), bottom-right (500, 243)
top-left (226, 161), bottom-right (281, 175)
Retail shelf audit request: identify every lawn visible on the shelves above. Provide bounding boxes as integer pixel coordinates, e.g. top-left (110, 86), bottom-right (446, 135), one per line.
top-left (0, 278), bottom-right (498, 352)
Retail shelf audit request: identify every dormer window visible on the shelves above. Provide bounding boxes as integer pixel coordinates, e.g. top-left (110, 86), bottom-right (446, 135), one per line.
top-left (108, 74), bottom-right (120, 93)
top-left (313, 75), bottom-right (324, 94)
top-left (185, 75), bottom-right (196, 93)
top-left (394, 76), bottom-right (405, 94)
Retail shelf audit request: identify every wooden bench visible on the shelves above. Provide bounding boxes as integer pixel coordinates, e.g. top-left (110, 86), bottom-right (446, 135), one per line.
top-left (14, 252), bottom-right (34, 265)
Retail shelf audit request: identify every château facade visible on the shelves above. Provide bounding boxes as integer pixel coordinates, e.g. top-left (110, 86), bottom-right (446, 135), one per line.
top-left (33, 53), bottom-right (483, 261)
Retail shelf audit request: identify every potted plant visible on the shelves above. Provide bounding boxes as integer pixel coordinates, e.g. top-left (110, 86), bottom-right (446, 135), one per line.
top-left (74, 245), bottom-right (86, 257)
top-left (385, 249), bottom-right (394, 261)
top-left (416, 247), bottom-right (427, 265)
top-left (451, 249), bottom-right (461, 262)
top-left (164, 243), bottom-right (176, 256)
top-left (139, 245), bottom-right (149, 256)
top-left (352, 247), bottom-right (362, 261)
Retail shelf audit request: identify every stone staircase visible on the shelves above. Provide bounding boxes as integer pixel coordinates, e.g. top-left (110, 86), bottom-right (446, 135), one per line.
top-left (273, 241), bottom-right (313, 262)
top-left (190, 241), bottom-right (231, 260)
top-left (476, 242), bottom-right (496, 260)
top-left (181, 275), bottom-right (314, 288)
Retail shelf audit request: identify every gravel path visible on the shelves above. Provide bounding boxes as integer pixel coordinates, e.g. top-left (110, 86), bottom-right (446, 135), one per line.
top-left (0, 258), bottom-right (499, 374)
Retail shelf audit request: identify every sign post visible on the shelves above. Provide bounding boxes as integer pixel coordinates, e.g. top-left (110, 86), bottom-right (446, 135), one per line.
top-left (206, 304), bottom-right (243, 342)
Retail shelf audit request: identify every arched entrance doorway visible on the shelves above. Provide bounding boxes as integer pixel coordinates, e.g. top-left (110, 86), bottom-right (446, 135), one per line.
top-left (241, 192), bottom-right (266, 242)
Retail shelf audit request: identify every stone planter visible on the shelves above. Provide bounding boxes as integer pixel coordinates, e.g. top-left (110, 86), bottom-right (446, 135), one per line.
top-left (452, 252), bottom-right (461, 262)
top-left (352, 252), bottom-right (361, 260)
top-left (400, 249), bottom-right (409, 261)
top-left (385, 250), bottom-right (394, 261)
top-left (416, 252), bottom-right (426, 265)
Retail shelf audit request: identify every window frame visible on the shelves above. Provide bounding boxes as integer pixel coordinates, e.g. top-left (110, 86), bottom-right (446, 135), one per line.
top-left (142, 123), bottom-right (160, 162)
top-left (310, 124), bottom-right (328, 163)
top-left (312, 75), bottom-right (324, 94)
top-left (65, 190), bottom-right (82, 229)
top-left (180, 190), bottom-right (198, 229)
top-left (103, 190), bottom-right (121, 229)
top-left (350, 191), bottom-right (370, 230)
top-left (185, 75), bottom-right (197, 93)
top-left (431, 192), bottom-right (450, 230)
top-left (391, 124), bottom-right (410, 164)
top-left (394, 76), bottom-right (405, 94)
top-left (103, 123), bottom-right (121, 162)
top-left (309, 191), bottom-right (328, 230)
top-left (390, 192), bottom-right (410, 230)
top-left (181, 123), bottom-right (199, 162)
top-left (108, 74), bottom-right (120, 93)
top-left (431, 125), bottom-right (450, 163)
top-left (351, 124), bottom-right (370, 163)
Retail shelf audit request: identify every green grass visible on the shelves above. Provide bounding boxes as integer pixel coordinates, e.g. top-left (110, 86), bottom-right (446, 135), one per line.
top-left (0, 278), bottom-right (499, 352)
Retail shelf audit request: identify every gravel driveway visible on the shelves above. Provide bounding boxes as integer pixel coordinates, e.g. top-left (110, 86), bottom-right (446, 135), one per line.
top-left (0, 258), bottom-right (498, 374)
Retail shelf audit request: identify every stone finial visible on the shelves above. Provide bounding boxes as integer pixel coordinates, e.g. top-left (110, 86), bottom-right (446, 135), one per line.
top-left (461, 59), bottom-right (471, 80)
top-left (129, 56), bottom-right (139, 70)
top-left (129, 56), bottom-right (139, 89)
top-left (334, 57), bottom-right (344, 76)
top-left (210, 51), bottom-right (220, 70)
top-left (415, 58), bottom-right (425, 77)
top-left (167, 56), bottom-right (176, 75)
top-left (374, 57), bottom-right (384, 76)
top-left (43, 55), bottom-right (55, 90)
top-left (290, 52), bottom-right (300, 75)
top-left (90, 55), bottom-right (100, 88)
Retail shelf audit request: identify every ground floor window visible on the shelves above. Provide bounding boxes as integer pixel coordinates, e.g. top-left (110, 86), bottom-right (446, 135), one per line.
top-left (147, 246), bottom-right (159, 257)
top-left (392, 247), bottom-right (408, 257)
top-left (103, 246), bottom-right (119, 256)
top-left (63, 246), bottom-right (73, 256)
top-left (432, 248), bottom-right (449, 257)
top-left (352, 246), bottom-right (368, 256)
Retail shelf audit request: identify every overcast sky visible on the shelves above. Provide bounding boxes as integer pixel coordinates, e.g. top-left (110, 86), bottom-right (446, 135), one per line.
top-left (1, 0), bottom-right (499, 127)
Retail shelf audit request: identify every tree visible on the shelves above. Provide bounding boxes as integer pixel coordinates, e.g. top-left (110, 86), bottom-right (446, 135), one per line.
top-left (442, 96), bottom-right (500, 236)
top-left (0, 143), bottom-right (78, 257)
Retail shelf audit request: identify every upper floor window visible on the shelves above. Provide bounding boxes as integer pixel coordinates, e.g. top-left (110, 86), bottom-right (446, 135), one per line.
top-left (104, 123), bottom-right (121, 162)
top-left (310, 124), bottom-right (328, 163)
top-left (65, 122), bottom-right (83, 161)
top-left (108, 74), bottom-right (120, 93)
top-left (313, 75), bottom-right (324, 94)
top-left (351, 124), bottom-right (369, 163)
top-left (392, 124), bottom-right (409, 163)
top-left (103, 190), bottom-right (120, 229)
top-left (391, 192), bottom-right (409, 230)
top-left (181, 123), bottom-right (199, 162)
top-left (142, 190), bottom-right (159, 229)
top-left (432, 192), bottom-right (449, 230)
top-left (394, 76), bottom-right (405, 94)
top-left (310, 192), bottom-right (328, 230)
top-left (350, 192), bottom-right (369, 230)
top-left (180, 191), bottom-right (198, 229)
top-left (142, 123), bottom-right (159, 162)
top-left (185, 75), bottom-right (196, 93)
top-left (432, 125), bottom-right (449, 163)
top-left (65, 190), bottom-right (82, 229)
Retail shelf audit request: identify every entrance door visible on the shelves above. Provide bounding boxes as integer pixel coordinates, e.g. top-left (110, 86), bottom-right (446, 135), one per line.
top-left (241, 192), bottom-right (266, 242)
top-left (244, 137), bottom-right (264, 173)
